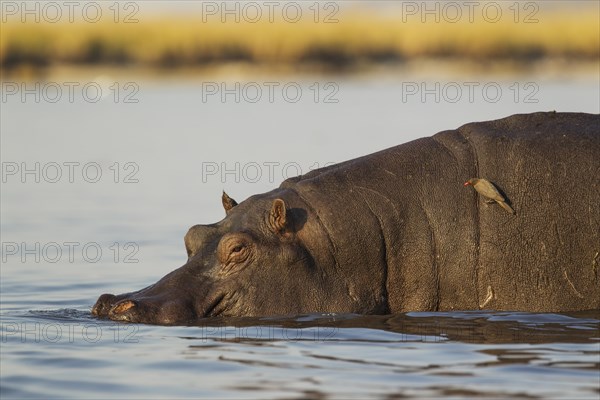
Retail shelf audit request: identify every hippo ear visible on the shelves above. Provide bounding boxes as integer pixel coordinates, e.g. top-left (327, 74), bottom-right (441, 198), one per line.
top-left (269, 198), bottom-right (289, 234)
top-left (222, 191), bottom-right (238, 214)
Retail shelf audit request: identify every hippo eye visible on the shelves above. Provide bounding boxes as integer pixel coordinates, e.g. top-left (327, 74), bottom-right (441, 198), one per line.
top-left (217, 233), bottom-right (253, 267)
top-left (227, 243), bottom-right (248, 261)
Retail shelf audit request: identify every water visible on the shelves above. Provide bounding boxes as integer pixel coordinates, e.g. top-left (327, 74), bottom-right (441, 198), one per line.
top-left (2, 74), bottom-right (599, 399)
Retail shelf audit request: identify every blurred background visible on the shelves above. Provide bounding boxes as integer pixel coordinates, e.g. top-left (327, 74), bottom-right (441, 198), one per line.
top-left (2, 1), bottom-right (599, 76)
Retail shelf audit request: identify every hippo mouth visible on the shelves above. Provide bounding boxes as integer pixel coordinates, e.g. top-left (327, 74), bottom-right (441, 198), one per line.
top-left (91, 291), bottom-right (230, 324)
top-left (92, 293), bottom-right (193, 324)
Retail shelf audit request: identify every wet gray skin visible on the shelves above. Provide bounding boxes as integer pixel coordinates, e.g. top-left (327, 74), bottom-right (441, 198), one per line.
top-left (92, 112), bottom-right (600, 324)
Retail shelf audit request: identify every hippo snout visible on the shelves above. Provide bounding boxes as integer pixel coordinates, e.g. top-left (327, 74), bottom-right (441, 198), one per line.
top-left (92, 294), bottom-right (140, 322)
top-left (91, 293), bottom-right (117, 317)
top-left (108, 299), bottom-right (138, 322)
top-left (92, 291), bottom-right (198, 324)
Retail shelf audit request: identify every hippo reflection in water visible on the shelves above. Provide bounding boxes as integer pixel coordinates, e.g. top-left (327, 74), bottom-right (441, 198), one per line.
top-left (92, 112), bottom-right (600, 324)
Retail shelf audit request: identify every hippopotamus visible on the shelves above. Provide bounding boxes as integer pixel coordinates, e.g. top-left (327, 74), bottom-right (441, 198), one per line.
top-left (92, 112), bottom-right (600, 324)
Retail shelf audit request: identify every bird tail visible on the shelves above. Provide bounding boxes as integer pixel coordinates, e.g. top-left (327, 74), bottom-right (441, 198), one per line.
top-left (498, 201), bottom-right (516, 215)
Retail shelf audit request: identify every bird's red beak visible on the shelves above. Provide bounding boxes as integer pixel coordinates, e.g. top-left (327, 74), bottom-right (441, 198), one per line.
top-left (463, 181), bottom-right (471, 186)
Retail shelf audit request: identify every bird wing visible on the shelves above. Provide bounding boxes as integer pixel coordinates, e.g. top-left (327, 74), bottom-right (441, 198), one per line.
top-left (497, 200), bottom-right (516, 215)
top-left (474, 180), bottom-right (505, 202)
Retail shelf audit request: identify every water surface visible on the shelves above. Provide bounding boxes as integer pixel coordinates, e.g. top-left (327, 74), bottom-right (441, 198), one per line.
top-left (1, 75), bottom-right (599, 399)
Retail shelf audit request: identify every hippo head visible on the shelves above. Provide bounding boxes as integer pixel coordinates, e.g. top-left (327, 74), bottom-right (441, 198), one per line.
top-left (92, 189), bottom-right (381, 324)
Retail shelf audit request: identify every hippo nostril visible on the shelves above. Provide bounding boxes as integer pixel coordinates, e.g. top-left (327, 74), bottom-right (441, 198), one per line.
top-left (92, 293), bottom-right (117, 316)
top-left (109, 299), bottom-right (137, 315)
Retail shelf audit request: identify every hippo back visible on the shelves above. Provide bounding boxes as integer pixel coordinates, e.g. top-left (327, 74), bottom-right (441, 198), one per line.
top-left (283, 112), bottom-right (600, 312)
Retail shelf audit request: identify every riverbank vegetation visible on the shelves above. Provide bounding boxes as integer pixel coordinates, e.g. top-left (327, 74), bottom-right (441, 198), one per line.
top-left (1, 8), bottom-right (598, 75)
